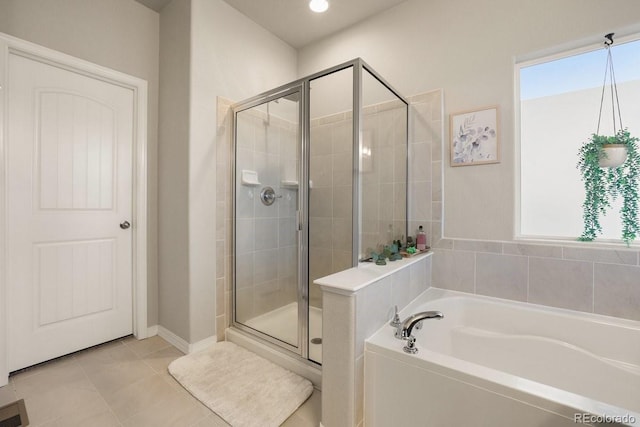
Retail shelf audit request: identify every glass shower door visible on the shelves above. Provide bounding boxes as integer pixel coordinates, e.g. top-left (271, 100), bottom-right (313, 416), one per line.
top-left (234, 89), bottom-right (302, 351)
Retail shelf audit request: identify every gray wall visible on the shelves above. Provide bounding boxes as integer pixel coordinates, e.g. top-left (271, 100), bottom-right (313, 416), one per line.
top-left (160, 0), bottom-right (297, 343)
top-left (158, 0), bottom-right (191, 340)
top-left (0, 0), bottom-right (160, 326)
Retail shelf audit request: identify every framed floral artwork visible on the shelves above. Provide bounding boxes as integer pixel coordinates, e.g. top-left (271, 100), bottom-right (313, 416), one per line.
top-left (450, 106), bottom-right (499, 166)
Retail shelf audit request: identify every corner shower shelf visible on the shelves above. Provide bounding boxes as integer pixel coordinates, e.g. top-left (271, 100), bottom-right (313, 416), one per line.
top-left (280, 180), bottom-right (313, 189)
top-left (241, 170), bottom-right (261, 186)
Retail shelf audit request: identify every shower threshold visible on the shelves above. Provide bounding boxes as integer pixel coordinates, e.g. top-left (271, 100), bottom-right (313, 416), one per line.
top-left (244, 302), bottom-right (323, 364)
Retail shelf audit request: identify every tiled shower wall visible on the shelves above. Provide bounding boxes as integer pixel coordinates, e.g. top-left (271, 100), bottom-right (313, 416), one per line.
top-left (216, 97), bottom-right (232, 341)
top-left (233, 107), bottom-right (299, 323)
top-left (360, 99), bottom-right (408, 257)
top-left (407, 90), bottom-right (442, 248)
top-left (308, 99), bottom-right (410, 308)
top-left (308, 111), bottom-right (353, 309)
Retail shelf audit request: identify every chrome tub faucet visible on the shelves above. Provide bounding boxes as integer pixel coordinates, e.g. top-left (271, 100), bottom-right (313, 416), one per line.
top-left (394, 310), bottom-right (444, 354)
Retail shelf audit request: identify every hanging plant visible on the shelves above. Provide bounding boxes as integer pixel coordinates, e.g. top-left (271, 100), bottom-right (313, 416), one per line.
top-left (577, 129), bottom-right (640, 244)
top-left (576, 33), bottom-right (640, 246)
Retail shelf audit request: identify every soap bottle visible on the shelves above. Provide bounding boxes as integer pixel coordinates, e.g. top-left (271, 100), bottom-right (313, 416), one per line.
top-left (416, 225), bottom-right (427, 251)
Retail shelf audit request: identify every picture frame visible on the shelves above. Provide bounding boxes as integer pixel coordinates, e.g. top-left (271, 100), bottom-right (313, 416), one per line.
top-left (450, 106), bottom-right (499, 166)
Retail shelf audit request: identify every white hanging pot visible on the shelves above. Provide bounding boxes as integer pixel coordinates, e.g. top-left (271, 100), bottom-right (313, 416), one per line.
top-left (599, 144), bottom-right (628, 168)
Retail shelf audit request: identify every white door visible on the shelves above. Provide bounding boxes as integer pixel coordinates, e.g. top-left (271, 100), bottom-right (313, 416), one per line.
top-left (7, 52), bottom-right (134, 371)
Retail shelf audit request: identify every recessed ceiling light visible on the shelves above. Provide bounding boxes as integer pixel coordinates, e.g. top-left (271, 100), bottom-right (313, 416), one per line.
top-left (309, 0), bottom-right (329, 13)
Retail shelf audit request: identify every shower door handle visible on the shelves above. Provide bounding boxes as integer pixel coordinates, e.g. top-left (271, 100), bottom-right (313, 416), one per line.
top-left (296, 210), bottom-right (303, 231)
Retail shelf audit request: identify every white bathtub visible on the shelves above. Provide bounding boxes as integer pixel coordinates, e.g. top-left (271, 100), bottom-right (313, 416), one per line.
top-left (365, 288), bottom-right (640, 426)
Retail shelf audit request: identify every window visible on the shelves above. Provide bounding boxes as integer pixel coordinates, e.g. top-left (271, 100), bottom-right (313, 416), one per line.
top-left (517, 35), bottom-right (640, 242)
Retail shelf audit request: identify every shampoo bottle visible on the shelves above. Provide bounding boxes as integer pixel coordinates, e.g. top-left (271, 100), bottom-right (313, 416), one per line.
top-left (416, 225), bottom-right (427, 251)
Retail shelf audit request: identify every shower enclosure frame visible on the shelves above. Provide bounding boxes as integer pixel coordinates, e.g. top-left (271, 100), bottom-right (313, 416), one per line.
top-left (230, 58), bottom-right (409, 363)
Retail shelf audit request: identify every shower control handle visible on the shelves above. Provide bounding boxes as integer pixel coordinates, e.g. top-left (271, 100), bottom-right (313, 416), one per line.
top-left (259, 186), bottom-right (281, 206)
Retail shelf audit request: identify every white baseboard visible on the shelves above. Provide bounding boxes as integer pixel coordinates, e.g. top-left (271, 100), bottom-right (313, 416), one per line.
top-left (156, 326), bottom-right (216, 354)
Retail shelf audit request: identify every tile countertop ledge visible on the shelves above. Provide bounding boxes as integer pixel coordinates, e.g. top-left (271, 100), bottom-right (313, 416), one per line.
top-left (315, 252), bottom-right (432, 295)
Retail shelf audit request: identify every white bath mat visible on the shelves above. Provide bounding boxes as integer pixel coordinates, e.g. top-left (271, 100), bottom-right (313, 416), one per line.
top-left (168, 341), bottom-right (313, 427)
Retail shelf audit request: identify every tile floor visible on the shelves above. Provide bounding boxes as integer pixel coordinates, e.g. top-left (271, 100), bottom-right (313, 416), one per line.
top-left (0, 335), bottom-right (321, 427)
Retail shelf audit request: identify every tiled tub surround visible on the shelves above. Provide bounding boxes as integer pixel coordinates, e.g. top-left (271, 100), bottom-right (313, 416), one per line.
top-left (316, 253), bottom-right (433, 427)
top-left (432, 240), bottom-right (640, 321)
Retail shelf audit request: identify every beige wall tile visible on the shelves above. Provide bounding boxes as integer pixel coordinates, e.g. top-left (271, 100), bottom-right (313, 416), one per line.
top-left (391, 266), bottom-right (412, 310)
top-left (410, 142), bottom-right (431, 182)
top-left (432, 160), bottom-right (442, 201)
top-left (432, 201), bottom-right (442, 221)
top-left (254, 218), bottom-right (278, 251)
top-left (410, 181), bottom-right (432, 222)
top-left (278, 217), bottom-right (296, 248)
top-left (528, 257), bottom-right (593, 312)
top-left (432, 249), bottom-right (475, 292)
top-left (253, 249), bottom-right (278, 285)
top-left (310, 217), bottom-right (332, 249)
top-left (235, 253), bottom-right (254, 288)
top-left (332, 152), bottom-right (352, 186)
top-left (310, 187), bottom-right (333, 218)
top-left (332, 186), bottom-right (352, 219)
top-left (310, 247), bottom-right (333, 281)
top-left (332, 121), bottom-right (353, 154)
top-left (333, 250), bottom-right (354, 273)
top-left (563, 247), bottom-right (638, 265)
top-left (310, 124), bottom-right (332, 156)
top-left (310, 154), bottom-right (333, 187)
top-left (476, 253), bottom-right (528, 301)
top-left (454, 239), bottom-right (502, 254)
top-left (594, 263), bottom-right (640, 321)
top-left (332, 218), bottom-right (353, 251)
top-left (410, 103), bottom-right (431, 143)
top-left (503, 243), bottom-right (562, 258)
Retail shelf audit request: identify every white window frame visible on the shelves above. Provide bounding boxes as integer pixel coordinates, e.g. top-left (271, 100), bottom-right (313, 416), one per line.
top-left (514, 30), bottom-right (640, 247)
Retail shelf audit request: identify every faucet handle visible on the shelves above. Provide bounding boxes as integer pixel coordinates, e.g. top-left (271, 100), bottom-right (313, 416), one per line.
top-left (403, 336), bottom-right (418, 354)
top-left (389, 305), bottom-right (401, 328)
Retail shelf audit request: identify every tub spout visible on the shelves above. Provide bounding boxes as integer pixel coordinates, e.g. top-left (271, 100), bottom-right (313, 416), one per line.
top-left (395, 311), bottom-right (444, 341)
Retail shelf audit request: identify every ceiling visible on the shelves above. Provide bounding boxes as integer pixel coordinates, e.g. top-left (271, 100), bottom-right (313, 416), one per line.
top-left (136, 0), bottom-right (407, 49)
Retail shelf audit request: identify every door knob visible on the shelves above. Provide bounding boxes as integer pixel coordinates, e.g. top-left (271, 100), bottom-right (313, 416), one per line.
top-left (120, 221), bottom-right (131, 230)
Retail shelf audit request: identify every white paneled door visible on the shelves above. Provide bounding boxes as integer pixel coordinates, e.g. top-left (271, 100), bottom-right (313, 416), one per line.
top-left (7, 52), bottom-right (134, 371)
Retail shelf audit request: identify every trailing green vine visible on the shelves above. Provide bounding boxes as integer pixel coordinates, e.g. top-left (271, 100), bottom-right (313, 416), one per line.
top-left (576, 129), bottom-right (640, 245)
